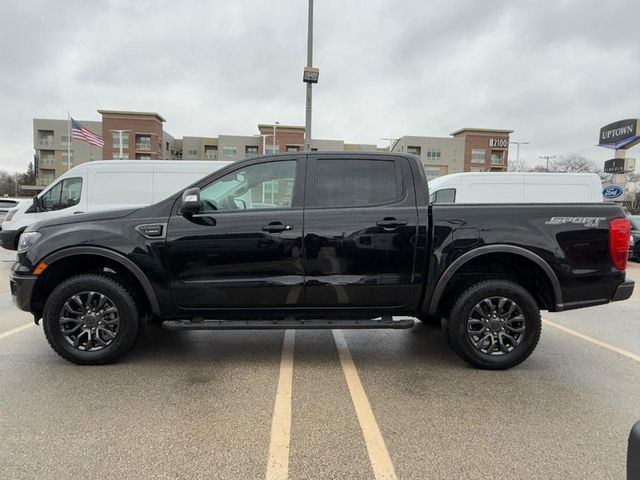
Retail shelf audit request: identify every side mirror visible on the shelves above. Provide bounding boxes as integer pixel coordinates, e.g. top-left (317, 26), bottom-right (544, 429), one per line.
top-left (180, 187), bottom-right (201, 215)
top-left (629, 420), bottom-right (640, 480)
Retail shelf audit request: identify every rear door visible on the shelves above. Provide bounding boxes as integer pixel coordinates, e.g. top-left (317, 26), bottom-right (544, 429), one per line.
top-left (303, 155), bottom-right (420, 310)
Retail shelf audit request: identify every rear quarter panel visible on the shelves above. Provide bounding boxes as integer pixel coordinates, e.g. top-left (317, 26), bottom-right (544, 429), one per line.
top-left (427, 203), bottom-right (627, 309)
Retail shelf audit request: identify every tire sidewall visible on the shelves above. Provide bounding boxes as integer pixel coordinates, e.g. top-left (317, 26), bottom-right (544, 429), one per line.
top-left (450, 281), bottom-right (541, 369)
top-left (43, 276), bottom-right (139, 364)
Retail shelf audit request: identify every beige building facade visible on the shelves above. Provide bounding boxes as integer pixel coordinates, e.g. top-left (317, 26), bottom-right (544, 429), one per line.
top-left (33, 111), bottom-right (512, 187)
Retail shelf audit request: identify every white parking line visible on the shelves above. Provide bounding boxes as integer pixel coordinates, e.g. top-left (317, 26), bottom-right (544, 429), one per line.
top-left (0, 322), bottom-right (34, 340)
top-left (333, 330), bottom-right (398, 480)
top-left (542, 318), bottom-right (640, 362)
top-left (266, 330), bottom-right (295, 480)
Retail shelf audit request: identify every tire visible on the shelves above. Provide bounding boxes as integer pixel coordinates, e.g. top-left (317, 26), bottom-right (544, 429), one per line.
top-left (42, 274), bottom-right (140, 365)
top-left (447, 279), bottom-right (541, 370)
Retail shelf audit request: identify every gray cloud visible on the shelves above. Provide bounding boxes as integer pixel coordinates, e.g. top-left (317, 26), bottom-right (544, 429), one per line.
top-left (0, 0), bottom-right (638, 173)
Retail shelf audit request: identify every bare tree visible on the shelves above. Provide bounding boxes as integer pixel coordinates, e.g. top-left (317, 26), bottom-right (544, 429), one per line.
top-left (528, 165), bottom-right (550, 172)
top-left (623, 193), bottom-right (640, 215)
top-left (549, 154), bottom-right (599, 173)
top-left (507, 156), bottom-right (528, 172)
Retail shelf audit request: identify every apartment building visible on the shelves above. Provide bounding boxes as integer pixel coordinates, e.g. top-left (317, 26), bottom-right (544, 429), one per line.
top-left (392, 128), bottom-right (512, 179)
top-left (32, 110), bottom-right (512, 186)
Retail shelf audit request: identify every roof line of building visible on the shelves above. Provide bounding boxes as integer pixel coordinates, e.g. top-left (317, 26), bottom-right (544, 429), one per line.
top-left (450, 127), bottom-right (514, 136)
top-left (97, 110), bottom-right (166, 122)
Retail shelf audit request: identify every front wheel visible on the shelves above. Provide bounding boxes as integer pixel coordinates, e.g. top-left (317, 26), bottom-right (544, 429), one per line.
top-left (447, 279), bottom-right (541, 370)
top-left (42, 274), bottom-right (140, 365)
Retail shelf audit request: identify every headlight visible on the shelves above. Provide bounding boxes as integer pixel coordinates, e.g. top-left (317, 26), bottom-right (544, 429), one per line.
top-left (17, 232), bottom-right (42, 253)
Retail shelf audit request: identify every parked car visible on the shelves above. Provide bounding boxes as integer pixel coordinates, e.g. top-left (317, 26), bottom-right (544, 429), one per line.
top-left (0, 160), bottom-right (230, 250)
top-left (428, 172), bottom-right (603, 204)
top-left (0, 197), bottom-right (29, 223)
top-left (629, 215), bottom-right (640, 261)
top-left (9, 152), bottom-right (633, 368)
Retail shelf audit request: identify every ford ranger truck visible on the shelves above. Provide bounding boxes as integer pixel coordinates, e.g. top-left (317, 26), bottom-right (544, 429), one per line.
top-left (9, 153), bottom-right (634, 369)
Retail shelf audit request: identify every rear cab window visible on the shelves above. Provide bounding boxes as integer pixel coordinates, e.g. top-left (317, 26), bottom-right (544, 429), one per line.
top-left (312, 157), bottom-right (404, 208)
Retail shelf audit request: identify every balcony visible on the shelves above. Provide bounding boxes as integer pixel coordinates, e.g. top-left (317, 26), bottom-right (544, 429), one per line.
top-left (135, 143), bottom-right (151, 151)
top-left (490, 159), bottom-right (505, 165)
top-left (38, 138), bottom-right (54, 147)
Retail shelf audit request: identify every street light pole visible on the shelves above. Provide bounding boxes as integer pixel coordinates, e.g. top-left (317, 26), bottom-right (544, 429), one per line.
top-left (272, 121), bottom-right (279, 154)
top-left (304, 0), bottom-right (314, 150)
top-left (509, 141), bottom-right (530, 167)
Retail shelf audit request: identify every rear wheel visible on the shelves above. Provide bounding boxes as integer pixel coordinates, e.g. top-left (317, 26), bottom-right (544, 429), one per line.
top-left (42, 274), bottom-right (140, 365)
top-left (447, 279), bottom-right (541, 370)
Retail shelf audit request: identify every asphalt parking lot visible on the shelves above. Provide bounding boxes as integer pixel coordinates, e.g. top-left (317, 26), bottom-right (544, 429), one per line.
top-left (1, 247), bottom-right (638, 480)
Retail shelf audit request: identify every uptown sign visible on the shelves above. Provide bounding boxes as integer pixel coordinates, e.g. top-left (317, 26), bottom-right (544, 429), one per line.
top-left (598, 119), bottom-right (639, 149)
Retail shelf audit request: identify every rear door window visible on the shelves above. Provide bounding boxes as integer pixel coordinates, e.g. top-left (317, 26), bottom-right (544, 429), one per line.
top-left (314, 158), bottom-right (402, 207)
top-left (432, 188), bottom-right (456, 203)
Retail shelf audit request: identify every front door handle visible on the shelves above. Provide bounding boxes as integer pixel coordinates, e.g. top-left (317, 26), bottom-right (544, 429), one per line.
top-left (376, 217), bottom-right (408, 230)
top-left (262, 222), bottom-right (293, 233)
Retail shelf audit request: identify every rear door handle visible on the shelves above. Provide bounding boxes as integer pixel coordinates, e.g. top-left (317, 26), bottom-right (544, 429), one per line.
top-left (262, 222), bottom-right (293, 233)
top-left (73, 211), bottom-right (84, 214)
top-left (376, 217), bottom-right (408, 230)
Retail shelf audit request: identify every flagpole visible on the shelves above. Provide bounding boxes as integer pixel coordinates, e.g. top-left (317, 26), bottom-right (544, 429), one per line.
top-left (67, 111), bottom-right (71, 172)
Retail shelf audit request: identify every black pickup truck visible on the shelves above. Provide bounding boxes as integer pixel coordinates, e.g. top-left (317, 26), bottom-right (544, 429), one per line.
top-left (9, 152), bottom-right (634, 369)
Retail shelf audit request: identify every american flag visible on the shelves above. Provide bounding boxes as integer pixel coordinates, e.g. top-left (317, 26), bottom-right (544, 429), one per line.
top-left (71, 118), bottom-right (104, 147)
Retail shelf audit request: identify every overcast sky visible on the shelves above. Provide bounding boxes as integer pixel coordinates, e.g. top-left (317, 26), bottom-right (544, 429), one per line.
top-left (0, 0), bottom-right (638, 173)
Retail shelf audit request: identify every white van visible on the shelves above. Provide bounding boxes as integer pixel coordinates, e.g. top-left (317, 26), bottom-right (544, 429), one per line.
top-left (1, 160), bottom-right (230, 250)
top-left (428, 172), bottom-right (603, 204)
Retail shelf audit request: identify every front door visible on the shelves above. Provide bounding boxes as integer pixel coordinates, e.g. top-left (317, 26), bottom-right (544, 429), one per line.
top-left (165, 157), bottom-right (305, 311)
top-left (303, 155), bottom-right (420, 311)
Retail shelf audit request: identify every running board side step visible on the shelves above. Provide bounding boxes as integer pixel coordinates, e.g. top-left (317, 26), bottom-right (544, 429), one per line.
top-left (162, 317), bottom-right (415, 331)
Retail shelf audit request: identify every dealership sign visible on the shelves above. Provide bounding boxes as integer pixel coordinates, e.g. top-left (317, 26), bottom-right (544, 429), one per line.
top-left (598, 119), bottom-right (639, 149)
top-left (488, 138), bottom-right (509, 148)
top-left (603, 158), bottom-right (625, 173)
top-left (602, 184), bottom-right (624, 200)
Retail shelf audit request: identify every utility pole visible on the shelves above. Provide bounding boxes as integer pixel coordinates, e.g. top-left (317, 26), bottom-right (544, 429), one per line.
top-left (539, 155), bottom-right (557, 171)
top-left (302, 0), bottom-right (319, 150)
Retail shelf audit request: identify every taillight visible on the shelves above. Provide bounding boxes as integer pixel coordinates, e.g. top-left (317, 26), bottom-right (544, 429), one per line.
top-left (4, 209), bottom-right (16, 222)
top-left (609, 218), bottom-right (630, 271)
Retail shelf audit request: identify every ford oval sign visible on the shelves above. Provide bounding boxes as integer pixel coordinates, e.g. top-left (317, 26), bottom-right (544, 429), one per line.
top-left (602, 185), bottom-right (624, 199)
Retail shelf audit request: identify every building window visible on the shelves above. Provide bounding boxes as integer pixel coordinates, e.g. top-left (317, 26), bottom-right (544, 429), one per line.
top-left (286, 145), bottom-right (300, 152)
top-left (40, 151), bottom-right (55, 167)
top-left (61, 135), bottom-right (70, 145)
top-left (424, 167), bottom-right (440, 178)
top-left (38, 130), bottom-right (54, 146)
top-left (136, 154), bottom-right (152, 160)
top-left (223, 146), bottom-right (237, 159)
top-left (205, 146), bottom-right (218, 160)
top-left (407, 146), bottom-right (421, 156)
top-left (40, 171), bottom-right (55, 185)
top-left (470, 167), bottom-right (485, 172)
top-left (426, 148), bottom-right (441, 159)
top-left (245, 145), bottom-right (259, 157)
top-left (62, 151), bottom-right (74, 166)
top-left (135, 135), bottom-right (151, 150)
top-left (187, 149), bottom-right (198, 156)
top-left (265, 145), bottom-right (280, 154)
top-left (490, 151), bottom-right (504, 165)
top-left (113, 153), bottom-right (129, 160)
top-left (112, 133), bottom-right (129, 149)
top-left (471, 149), bottom-right (486, 164)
